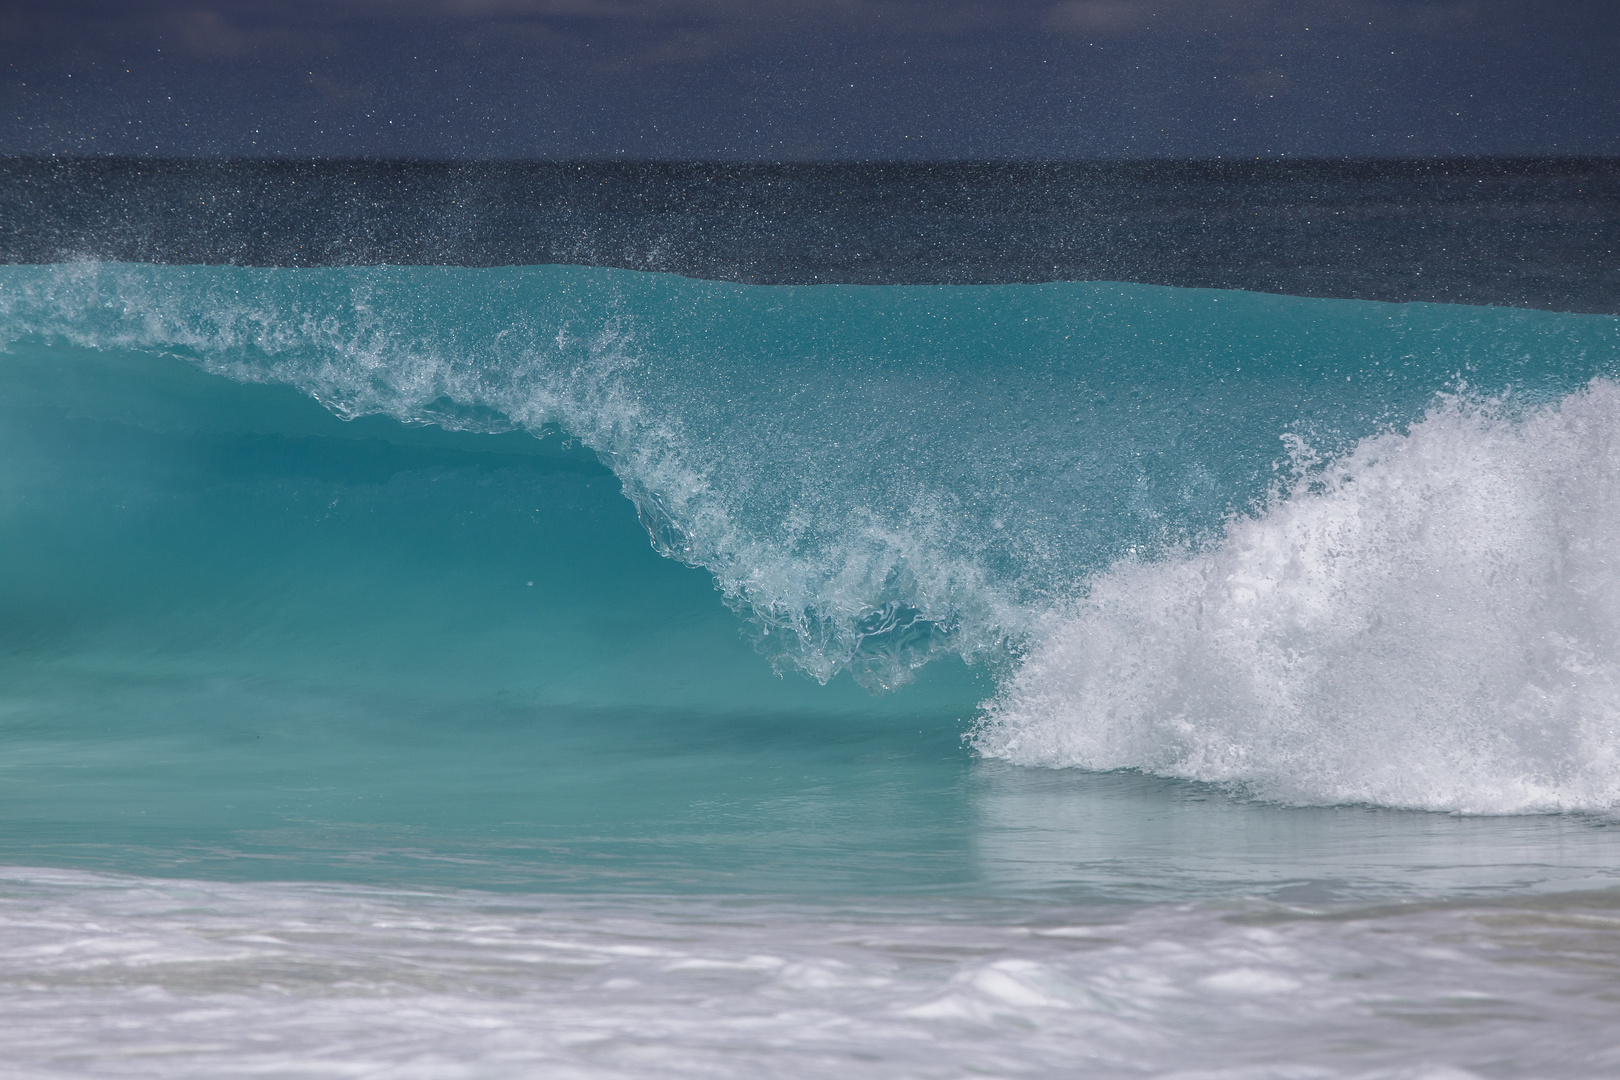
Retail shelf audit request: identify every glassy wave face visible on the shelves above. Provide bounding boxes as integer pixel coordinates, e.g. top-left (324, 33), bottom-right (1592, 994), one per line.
top-left (3, 260), bottom-right (1620, 840)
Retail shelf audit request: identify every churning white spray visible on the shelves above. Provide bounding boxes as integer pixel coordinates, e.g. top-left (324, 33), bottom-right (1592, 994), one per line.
top-left (976, 381), bottom-right (1620, 812)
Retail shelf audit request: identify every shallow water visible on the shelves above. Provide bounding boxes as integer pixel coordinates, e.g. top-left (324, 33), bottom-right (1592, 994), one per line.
top-left (6, 869), bottom-right (1620, 1079)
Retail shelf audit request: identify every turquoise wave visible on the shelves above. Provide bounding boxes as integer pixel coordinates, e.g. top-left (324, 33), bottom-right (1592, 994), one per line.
top-left (3, 263), bottom-right (1620, 854)
top-left (7, 263), bottom-right (1615, 684)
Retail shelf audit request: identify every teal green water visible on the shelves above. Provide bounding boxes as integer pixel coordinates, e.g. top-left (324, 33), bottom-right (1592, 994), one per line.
top-left (4, 264), bottom-right (1620, 900)
top-left (0, 340), bottom-right (994, 890)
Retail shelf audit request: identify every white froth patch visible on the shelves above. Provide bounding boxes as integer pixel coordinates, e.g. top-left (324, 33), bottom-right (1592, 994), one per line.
top-left (975, 380), bottom-right (1620, 813)
top-left (7, 868), bottom-right (1618, 1079)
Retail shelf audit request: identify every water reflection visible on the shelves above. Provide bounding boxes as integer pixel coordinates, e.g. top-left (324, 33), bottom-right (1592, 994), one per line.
top-left (967, 760), bottom-right (1620, 903)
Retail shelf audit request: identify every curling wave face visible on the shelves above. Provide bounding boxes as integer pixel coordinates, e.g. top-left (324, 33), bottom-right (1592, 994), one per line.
top-left (3, 261), bottom-right (1620, 813)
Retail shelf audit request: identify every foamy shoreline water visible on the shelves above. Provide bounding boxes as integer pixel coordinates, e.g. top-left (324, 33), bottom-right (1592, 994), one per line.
top-left (3, 867), bottom-right (1619, 1079)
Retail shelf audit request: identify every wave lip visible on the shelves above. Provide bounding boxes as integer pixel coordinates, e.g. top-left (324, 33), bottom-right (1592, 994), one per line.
top-left (974, 381), bottom-right (1620, 814)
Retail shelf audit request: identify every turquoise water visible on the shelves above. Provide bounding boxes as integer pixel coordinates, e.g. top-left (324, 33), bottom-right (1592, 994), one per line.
top-left (4, 263), bottom-right (1620, 894)
top-left (5, 264), bottom-right (1620, 1076)
top-left (0, 336), bottom-right (988, 890)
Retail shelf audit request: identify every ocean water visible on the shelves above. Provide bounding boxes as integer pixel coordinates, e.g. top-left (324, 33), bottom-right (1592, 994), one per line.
top-left (4, 259), bottom-right (1620, 1076)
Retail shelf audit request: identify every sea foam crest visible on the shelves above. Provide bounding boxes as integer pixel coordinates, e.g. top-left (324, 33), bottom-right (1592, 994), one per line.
top-left (974, 381), bottom-right (1620, 813)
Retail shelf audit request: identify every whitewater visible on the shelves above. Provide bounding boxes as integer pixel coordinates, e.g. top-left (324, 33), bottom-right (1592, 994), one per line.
top-left (977, 386), bottom-right (1620, 812)
top-left (4, 260), bottom-right (1620, 1076)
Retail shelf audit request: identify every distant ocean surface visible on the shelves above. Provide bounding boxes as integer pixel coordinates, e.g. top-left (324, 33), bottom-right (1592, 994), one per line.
top-left (3, 161), bottom-right (1620, 1078)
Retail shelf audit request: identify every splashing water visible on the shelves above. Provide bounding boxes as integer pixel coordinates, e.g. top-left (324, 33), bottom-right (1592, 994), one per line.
top-left (975, 383), bottom-right (1620, 811)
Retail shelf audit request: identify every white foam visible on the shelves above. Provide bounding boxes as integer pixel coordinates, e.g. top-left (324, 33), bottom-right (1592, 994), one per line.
top-left (2, 868), bottom-right (1618, 1078)
top-left (976, 381), bottom-right (1620, 813)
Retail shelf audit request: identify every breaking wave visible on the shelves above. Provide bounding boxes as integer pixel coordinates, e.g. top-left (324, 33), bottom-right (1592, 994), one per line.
top-left (5, 260), bottom-right (1620, 811)
top-left (974, 383), bottom-right (1620, 812)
